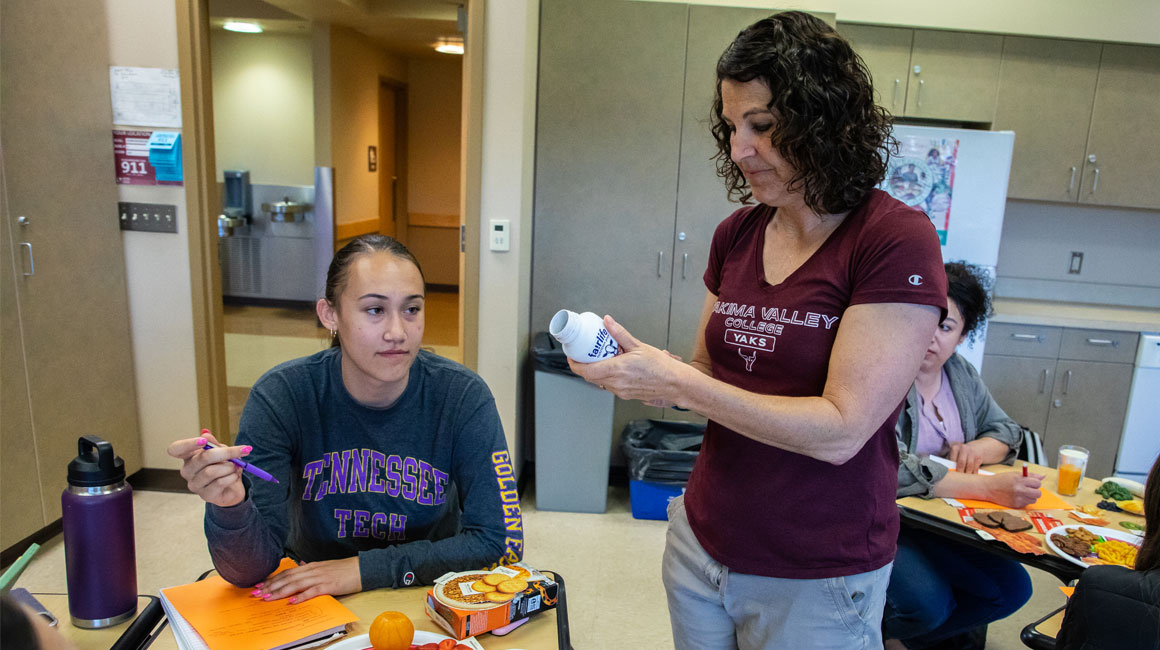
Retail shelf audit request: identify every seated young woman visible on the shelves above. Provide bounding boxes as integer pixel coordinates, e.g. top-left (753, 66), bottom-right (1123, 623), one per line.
top-left (1056, 453), bottom-right (1160, 650)
top-left (168, 235), bottom-right (522, 603)
top-left (883, 261), bottom-right (1043, 649)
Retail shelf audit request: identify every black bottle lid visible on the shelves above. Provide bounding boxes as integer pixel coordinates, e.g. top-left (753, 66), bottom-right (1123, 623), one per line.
top-left (67, 435), bottom-right (126, 487)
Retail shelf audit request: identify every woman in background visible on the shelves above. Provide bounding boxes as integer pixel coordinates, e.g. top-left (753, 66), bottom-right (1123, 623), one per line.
top-left (885, 261), bottom-right (1041, 649)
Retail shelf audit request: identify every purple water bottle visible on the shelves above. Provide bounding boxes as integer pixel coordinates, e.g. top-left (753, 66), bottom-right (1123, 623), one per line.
top-left (61, 435), bottom-right (138, 628)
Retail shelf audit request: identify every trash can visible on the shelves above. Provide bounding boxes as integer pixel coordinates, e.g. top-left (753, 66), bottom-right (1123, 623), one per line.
top-left (532, 331), bottom-right (615, 513)
top-left (621, 419), bottom-right (704, 520)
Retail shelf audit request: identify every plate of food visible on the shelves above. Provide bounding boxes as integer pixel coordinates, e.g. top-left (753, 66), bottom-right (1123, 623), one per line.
top-left (326, 630), bottom-right (474, 650)
top-left (1045, 524), bottom-right (1142, 569)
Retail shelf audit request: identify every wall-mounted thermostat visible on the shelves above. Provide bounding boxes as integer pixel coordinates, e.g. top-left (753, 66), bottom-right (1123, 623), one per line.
top-left (489, 219), bottom-right (510, 252)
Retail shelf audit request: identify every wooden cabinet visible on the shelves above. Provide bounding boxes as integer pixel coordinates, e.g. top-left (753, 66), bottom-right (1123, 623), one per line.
top-left (840, 25), bottom-right (1003, 123)
top-left (533, 0), bottom-right (783, 447)
top-left (1, 0), bottom-right (142, 548)
top-left (982, 323), bottom-right (1137, 478)
top-left (995, 38), bottom-right (1160, 209)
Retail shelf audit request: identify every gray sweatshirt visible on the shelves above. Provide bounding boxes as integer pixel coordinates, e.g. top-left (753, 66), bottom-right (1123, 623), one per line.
top-left (204, 348), bottom-right (523, 589)
top-left (896, 353), bottom-right (1022, 498)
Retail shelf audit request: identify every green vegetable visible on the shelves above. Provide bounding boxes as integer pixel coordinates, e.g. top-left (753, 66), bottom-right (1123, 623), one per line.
top-left (1096, 481), bottom-right (1133, 501)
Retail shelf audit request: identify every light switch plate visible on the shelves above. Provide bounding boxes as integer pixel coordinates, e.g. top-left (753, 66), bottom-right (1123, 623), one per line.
top-left (119, 202), bottom-right (177, 233)
top-left (489, 219), bottom-right (510, 252)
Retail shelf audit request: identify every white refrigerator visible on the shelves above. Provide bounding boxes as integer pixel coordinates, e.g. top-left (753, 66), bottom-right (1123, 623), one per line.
top-left (880, 124), bottom-right (1016, 370)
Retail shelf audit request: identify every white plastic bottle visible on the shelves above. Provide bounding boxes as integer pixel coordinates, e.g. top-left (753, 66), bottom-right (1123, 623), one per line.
top-left (549, 309), bottom-right (619, 363)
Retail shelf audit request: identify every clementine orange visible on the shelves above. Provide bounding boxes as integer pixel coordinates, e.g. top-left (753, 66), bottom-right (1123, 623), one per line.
top-left (368, 610), bottom-right (414, 650)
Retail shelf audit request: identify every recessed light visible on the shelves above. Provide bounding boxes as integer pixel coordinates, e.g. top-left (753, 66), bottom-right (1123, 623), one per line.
top-left (224, 21), bottom-right (263, 34)
top-left (435, 40), bottom-right (464, 55)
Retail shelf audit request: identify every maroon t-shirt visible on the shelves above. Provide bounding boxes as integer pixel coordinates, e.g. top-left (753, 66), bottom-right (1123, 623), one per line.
top-left (685, 189), bottom-right (947, 579)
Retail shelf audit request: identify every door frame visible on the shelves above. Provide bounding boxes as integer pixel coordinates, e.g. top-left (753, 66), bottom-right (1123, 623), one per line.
top-left (176, 0), bottom-right (482, 429)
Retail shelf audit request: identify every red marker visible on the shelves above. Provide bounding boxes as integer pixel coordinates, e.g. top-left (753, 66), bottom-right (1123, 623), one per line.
top-left (1022, 463), bottom-right (1029, 477)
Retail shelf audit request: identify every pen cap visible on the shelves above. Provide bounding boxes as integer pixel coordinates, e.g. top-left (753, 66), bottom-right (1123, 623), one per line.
top-left (67, 435), bottom-right (126, 488)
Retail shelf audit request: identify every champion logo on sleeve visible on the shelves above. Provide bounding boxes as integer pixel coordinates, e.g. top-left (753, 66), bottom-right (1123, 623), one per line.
top-left (908, 274), bottom-right (924, 286)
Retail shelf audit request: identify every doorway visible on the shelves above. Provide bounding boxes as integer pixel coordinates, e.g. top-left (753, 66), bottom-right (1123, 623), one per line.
top-left (189, 0), bottom-right (470, 438)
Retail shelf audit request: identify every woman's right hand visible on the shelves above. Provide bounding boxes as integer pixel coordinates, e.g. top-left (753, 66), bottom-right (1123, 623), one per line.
top-left (167, 430), bottom-right (251, 508)
top-left (984, 471), bottom-right (1044, 509)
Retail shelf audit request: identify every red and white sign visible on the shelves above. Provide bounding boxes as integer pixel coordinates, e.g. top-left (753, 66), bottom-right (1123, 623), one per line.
top-left (112, 130), bottom-right (180, 186)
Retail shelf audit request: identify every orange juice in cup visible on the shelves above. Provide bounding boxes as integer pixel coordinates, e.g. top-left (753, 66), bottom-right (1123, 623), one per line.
top-left (1056, 445), bottom-right (1089, 497)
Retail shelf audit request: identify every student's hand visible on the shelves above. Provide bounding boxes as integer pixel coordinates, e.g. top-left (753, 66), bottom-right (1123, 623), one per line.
top-left (253, 557), bottom-right (362, 603)
top-left (167, 430), bottom-right (249, 508)
top-left (947, 441), bottom-right (986, 474)
top-left (568, 316), bottom-right (691, 405)
top-left (984, 471), bottom-right (1044, 508)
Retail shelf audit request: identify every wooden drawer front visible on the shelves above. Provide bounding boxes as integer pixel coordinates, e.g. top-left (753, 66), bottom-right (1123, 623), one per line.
top-left (985, 323), bottom-right (1061, 358)
top-left (1058, 328), bottom-right (1138, 364)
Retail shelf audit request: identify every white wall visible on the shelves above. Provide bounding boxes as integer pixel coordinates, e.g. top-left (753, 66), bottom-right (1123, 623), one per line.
top-left (210, 31), bottom-right (314, 186)
top-left (105, 0), bottom-right (200, 468)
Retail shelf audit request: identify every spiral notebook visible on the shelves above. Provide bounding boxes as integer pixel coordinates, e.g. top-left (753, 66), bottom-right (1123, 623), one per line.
top-left (159, 559), bottom-right (358, 650)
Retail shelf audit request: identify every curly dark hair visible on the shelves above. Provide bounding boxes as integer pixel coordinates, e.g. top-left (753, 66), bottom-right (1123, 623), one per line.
top-left (944, 261), bottom-right (994, 344)
top-left (710, 11), bottom-right (894, 214)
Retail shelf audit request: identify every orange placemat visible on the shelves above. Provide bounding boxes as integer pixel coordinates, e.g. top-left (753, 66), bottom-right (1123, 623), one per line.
top-left (1059, 586), bottom-right (1075, 598)
top-left (957, 489), bottom-right (1072, 511)
top-left (161, 558), bottom-right (358, 650)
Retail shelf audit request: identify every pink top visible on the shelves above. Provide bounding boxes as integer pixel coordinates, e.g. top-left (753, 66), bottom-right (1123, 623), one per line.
top-left (914, 368), bottom-right (965, 457)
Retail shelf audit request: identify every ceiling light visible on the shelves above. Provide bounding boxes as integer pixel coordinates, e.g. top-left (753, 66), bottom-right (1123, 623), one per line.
top-left (435, 39), bottom-right (464, 55)
top-left (224, 21), bottom-right (263, 34)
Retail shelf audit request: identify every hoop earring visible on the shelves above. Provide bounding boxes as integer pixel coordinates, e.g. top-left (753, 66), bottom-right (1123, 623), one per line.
top-left (329, 329), bottom-right (337, 341)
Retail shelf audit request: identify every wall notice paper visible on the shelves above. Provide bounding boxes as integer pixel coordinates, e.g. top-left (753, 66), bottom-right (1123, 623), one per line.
top-left (110, 66), bottom-right (182, 127)
top-left (113, 130), bottom-right (181, 186)
top-left (159, 559), bottom-right (358, 650)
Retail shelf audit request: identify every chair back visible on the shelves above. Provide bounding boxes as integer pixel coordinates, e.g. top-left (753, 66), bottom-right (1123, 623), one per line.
top-left (1017, 427), bottom-right (1047, 466)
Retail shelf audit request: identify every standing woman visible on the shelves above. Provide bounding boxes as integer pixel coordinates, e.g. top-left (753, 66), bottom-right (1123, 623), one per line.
top-left (169, 235), bottom-right (521, 602)
top-left (570, 12), bottom-right (947, 649)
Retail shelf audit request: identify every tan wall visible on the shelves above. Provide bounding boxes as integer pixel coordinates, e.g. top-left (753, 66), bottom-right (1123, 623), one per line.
top-left (104, 0), bottom-right (200, 469)
top-left (329, 26), bottom-right (407, 227)
top-left (210, 31), bottom-right (314, 186)
top-left (407, 57), bottom-right (462, 286)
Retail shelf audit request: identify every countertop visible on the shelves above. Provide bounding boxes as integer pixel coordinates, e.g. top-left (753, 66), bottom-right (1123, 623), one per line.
top-left (993, 298), bottom-right (1160, 333)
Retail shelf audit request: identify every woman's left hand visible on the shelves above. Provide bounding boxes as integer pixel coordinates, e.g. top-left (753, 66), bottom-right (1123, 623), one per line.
top-left (948, 441), bottom-right (985, 474)
top-left (253, 557), bottom-right (362, 603)
top-left (567, 315), bottom-right (689, 405)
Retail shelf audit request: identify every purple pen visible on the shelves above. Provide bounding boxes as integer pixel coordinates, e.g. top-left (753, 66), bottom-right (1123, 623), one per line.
top-left (202, 442), bottom-right (279, 483)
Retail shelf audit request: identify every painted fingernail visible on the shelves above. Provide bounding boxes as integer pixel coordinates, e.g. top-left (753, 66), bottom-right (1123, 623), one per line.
top-left (251, 589), bottom-right (261, 596)
top-left (196, 437), bottom-right (206, 446)
top-left (262, 593), bottom-right (271, 600)
top-left (255, 582), bottom-right (264, 589)
top-left (243, 445), bottom-right (253, 454)
top-left (288, 597), bottom-right (297, 604)
top-left (201, 428), bottom-right (211, 434)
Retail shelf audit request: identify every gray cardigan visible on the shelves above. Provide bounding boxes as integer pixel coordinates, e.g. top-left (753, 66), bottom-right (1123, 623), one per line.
top-left (896, 353), bottom-right (1022, 498)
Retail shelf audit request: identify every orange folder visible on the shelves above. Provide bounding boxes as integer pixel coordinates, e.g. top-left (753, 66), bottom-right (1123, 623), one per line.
top-left (161, 558), bottom-right (358, 650)
top-left (956, 489), bottom-right (1072, 511)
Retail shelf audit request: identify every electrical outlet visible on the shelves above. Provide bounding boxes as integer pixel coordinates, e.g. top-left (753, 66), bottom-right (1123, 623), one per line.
top-left (119, 202), bottom-right (177, 233)
top-left (1069, 251), bottom-right (1084, 274)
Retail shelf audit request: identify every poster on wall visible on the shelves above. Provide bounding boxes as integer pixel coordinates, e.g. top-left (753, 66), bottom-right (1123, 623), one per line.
top-left (113, 130), bottom-right (182, 186)
top-left (109, 66), bottom-right (182, 128)
top-left (881, 136), bottom-right (959, 245)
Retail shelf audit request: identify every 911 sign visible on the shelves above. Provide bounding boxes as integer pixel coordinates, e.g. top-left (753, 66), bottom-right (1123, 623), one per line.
top-left (112, 129), bottom-right (180, 186)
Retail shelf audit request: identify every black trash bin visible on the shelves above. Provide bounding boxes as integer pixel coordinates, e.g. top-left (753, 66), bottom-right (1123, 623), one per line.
top-left (621, 419), bottom-right (704, 520)
top-left (532, 332), bottom-right (615, 513)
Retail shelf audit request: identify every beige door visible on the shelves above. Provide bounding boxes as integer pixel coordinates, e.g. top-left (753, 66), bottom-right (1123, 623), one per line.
top-left (906, 30), bottom-right (1003, 122)
top-left (993, 37), bottom-right (1101, 202)
top-left (1, 0), bottom-right (141, 542)
top-left (839, 24), bottom-right (915, 115)
top-left (1080, 44), bottom-right (1160, 210)
top-left (378, 83), bottom-right (398, 238)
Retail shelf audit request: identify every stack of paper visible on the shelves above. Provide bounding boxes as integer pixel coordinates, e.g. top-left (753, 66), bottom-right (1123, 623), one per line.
top-left (160, 559), bottom-right (358, 650)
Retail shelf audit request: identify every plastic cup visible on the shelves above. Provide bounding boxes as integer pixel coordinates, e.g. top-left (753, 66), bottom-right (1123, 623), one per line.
top-left (1056, 445), bottom-right (1089, 497)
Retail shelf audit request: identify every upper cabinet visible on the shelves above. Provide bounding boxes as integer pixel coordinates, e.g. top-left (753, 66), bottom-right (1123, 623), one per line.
top-left (840, 24), bottom-right (1003, 123)
top-left (995, 38), bottom-right (1160, 209)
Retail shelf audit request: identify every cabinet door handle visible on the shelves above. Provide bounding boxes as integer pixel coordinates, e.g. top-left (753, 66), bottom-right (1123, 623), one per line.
top-left (893, 79), bottom-right (900, 108)
top-left (681, 252), bottom-right (688, 280)
top-left (1012, 333), bottom-right (1042, 342)
top-left (1039, 368), bottom-right (1049, 394)
top-left (20, 242), bottom-right (34, 276)
top-left (657, 251), bottom-right (664, 278)
top-left (1091, 167), bottom-right (1099, 193)
top-left (1068, 167), bottom-right (1076, 192)
top-left (1086, 338), bottom-right (1114, 346)
top-left (1061, 369), bottom-right (1072, 395)
top-left (917, 79), bottom-right (925, 108)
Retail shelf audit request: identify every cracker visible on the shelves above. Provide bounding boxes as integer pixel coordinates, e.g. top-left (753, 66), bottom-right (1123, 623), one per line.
top-left (496, 579), bottom-right (528, 594)
top-left (485, 591), bottom-right (515, 603)
top-left (482, 573), bottom-right (508, 586)
top-left (471, 580), bottom-right (496, 593)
